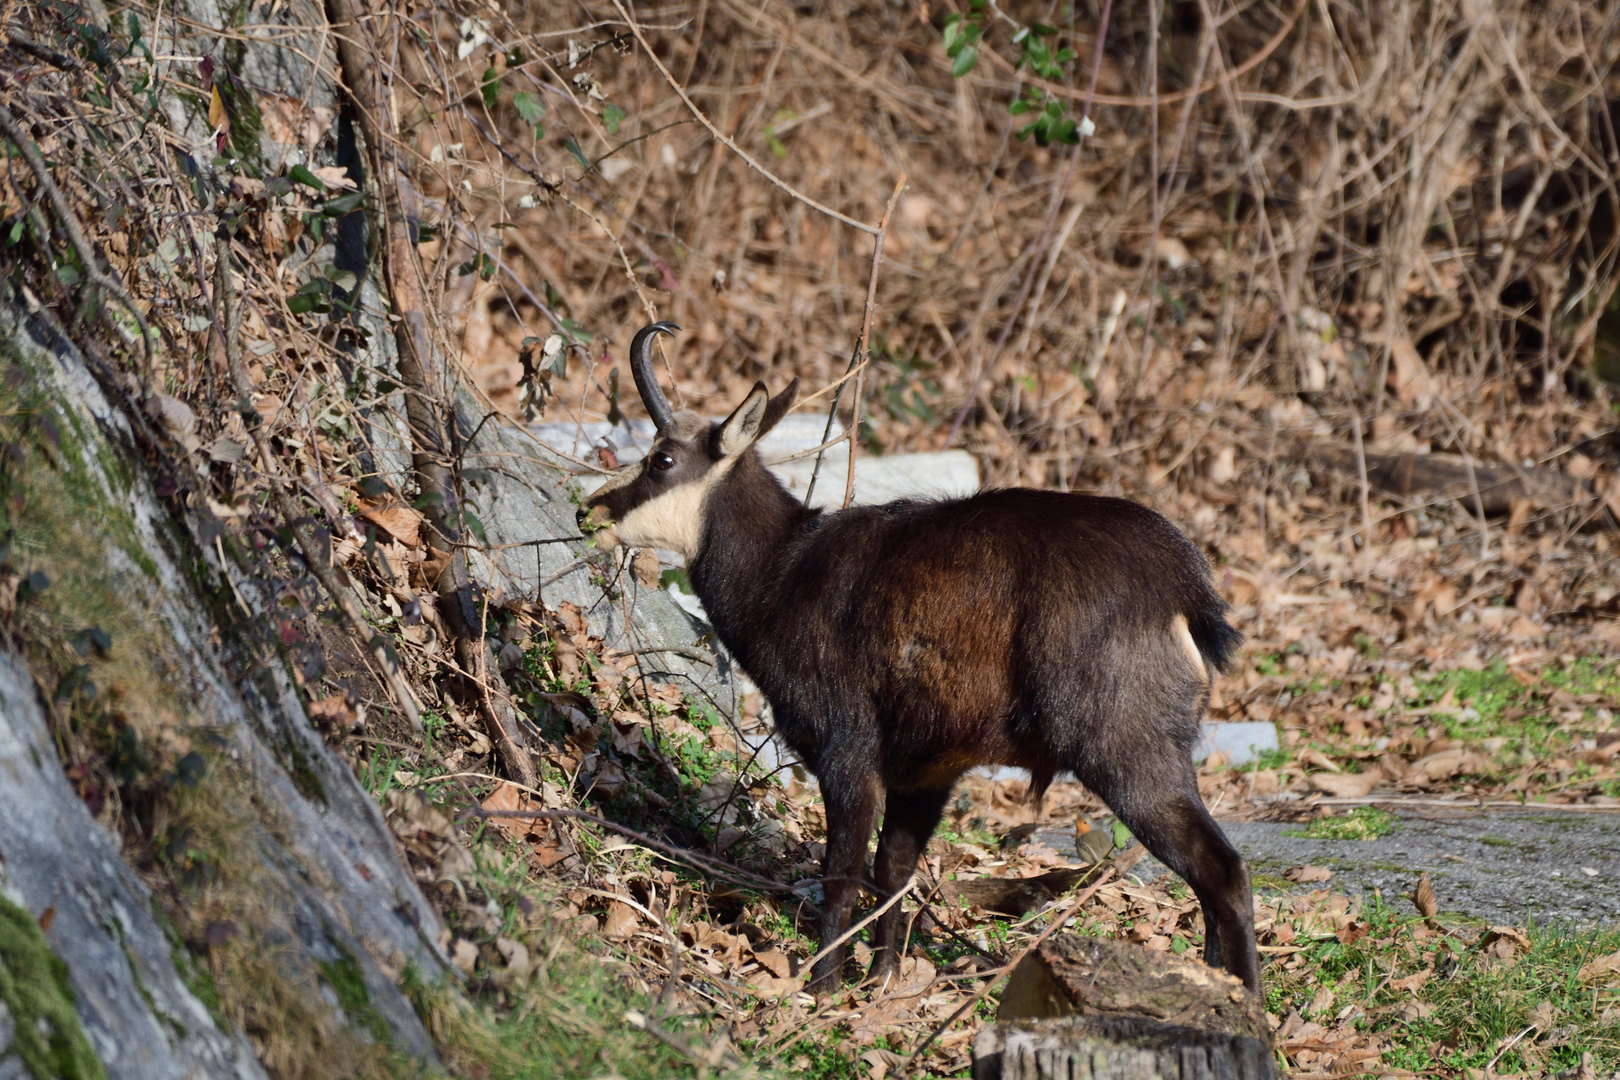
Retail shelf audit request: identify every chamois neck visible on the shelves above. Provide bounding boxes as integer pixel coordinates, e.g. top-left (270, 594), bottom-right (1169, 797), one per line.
top-left (688, 451), bottom-right (813, 625)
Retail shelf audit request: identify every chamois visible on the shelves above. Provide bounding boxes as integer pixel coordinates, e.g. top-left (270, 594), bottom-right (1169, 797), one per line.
top-left (579, 322), bottom-right (1259, 994)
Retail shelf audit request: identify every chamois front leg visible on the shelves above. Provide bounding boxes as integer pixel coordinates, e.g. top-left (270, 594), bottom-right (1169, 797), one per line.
top-left (868, 786), bottom-right (951, 988)
top-left (809, 770), bottom-right (883, 992)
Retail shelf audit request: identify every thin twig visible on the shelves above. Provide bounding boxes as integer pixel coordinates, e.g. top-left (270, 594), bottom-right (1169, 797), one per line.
top-left (0, 100), bottom-right (156, 379)
top-left (214, 228), bottom-right (423, 730)
top-left (842, 174), bottom-right (907, 510)
top-left (901, 866), bottom-right (1115, 1074)
top-left (464, 804), bottom-right (825, 896)
top-left (804, 173), bottom-right (907, 507)
top-left (971, 0), bottom-right (1308, 109)
top-left (1351, 407), bottom-right (1373, 584)
top-left (946, 0), bottom-right (1114, 444)
top-left (609, 0), bottom-right (880, 237)
top-left (798, 879), bottom-right (916, 983)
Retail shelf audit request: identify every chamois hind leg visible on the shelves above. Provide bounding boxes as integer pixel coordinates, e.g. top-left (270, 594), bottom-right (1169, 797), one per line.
top-left (810, 770), bottom-right (884, 992)
top-left (1077, 755), bottom-right (1260, 993)
top-left (869, 786), bottom-right (952, 988)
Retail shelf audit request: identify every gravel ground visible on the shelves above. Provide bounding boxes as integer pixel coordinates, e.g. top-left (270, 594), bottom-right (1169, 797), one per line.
top-left (1033, 810), bottom-right (1620, 926)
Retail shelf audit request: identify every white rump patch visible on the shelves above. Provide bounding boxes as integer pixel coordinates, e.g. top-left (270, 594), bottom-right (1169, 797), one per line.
top-left (1173, 613), bottom-right (1207, 682)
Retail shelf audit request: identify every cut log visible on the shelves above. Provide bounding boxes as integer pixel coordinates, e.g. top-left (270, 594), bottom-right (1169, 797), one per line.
top-left (973, 935), bottom-right (1275, 1080)
top-left (1304, 442), bottom-right (1588, 515)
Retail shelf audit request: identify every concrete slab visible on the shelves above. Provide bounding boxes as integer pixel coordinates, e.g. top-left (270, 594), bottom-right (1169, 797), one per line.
top-left (529, 414), bottom-right (980, 510)
top-left (1191, 722), bottom-right (1281, 767)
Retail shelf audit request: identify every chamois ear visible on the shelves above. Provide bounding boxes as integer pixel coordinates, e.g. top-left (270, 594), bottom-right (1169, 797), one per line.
top-left (756, 378), bottom-right (799, 442)
top-left (715, 381), bottom-right (771, 457)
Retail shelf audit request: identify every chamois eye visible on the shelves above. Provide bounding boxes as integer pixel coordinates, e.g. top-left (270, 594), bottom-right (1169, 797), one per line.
top-left (650, 450), bottom-right (675, 471)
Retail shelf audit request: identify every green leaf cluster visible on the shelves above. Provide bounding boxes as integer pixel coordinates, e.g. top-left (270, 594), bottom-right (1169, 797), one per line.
top-left (940, 0), bottom-right (985, 77)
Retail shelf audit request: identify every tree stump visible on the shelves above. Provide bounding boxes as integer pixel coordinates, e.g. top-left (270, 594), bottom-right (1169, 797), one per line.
top-left (972, 936), bottom-right (1275, 1080)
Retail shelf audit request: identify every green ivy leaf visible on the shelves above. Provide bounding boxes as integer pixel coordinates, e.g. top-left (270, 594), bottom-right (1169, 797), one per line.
top-left (481, 67), bottom-right (501, 110)
top-left (287, 163), bottom-right (325, 191)
top-left (602, 103), bottom-right (626, 134)
top-left (513, 90), bottom-right (546, 127)
top-left (1111, 820), bottom-right (1132, 850)
top-left (321, 190), bottom-right (365, 216)
top-left (951, 45), bottom-right (978, 78)
top-left (562, 138), bottom-right (590, 171)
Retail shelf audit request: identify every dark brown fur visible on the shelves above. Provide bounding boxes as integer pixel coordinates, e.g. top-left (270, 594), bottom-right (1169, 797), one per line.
top-left (581, 369), bottom-right (1259, 996)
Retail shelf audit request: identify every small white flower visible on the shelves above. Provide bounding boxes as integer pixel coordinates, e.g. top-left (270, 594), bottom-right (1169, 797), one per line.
top-left (457, 17), bottom-right (489, 60)
top-left (1078, 116), bottom-right (1096, 137)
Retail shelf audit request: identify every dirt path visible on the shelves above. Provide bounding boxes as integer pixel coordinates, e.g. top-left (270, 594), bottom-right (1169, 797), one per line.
top-left (1037, 810), bottom-right (1620, 926)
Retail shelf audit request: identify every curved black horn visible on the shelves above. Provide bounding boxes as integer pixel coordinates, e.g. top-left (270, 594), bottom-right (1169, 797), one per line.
top-left (629, 321), bottom-right (680, 431)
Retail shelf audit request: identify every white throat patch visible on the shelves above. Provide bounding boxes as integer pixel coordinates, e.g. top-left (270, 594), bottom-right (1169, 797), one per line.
top-left (608, 454), bottom-right (742, 560)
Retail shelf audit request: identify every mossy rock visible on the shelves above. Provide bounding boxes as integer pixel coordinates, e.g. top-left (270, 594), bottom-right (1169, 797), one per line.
top-left (0, 893), bottom-right (108, 1080)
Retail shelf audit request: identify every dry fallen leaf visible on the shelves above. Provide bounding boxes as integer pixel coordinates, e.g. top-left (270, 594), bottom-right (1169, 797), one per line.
top-left (1412, 872), bottom-right (1438, 918)
top-left (1309, 769), bottom-right (1381, 797)
top-left (361, 504), bottom-right (425, 547)
top-left (148, 393), bottom-right (202, 454)
top-left (256, 93), bottom-right (333, 153)
top-left (449, 937), bottom-right (478, 975)
top-left (481, 781), bottom-right (545, 840)
top-left (1284, 864), bottom-right (1334, 883)
top-left (208, 84), bottom-right (227, 132)
top-left (1299, 748), bottom-right (1342, 773)
top-left (752, 948), bottom-right (793, 979)
top-left (1335, 920), bottom-right (1371, 945)
top-left (1480, 925), bottom-right (1531, 962)
top-left (1398, 999), bottom-right (1435, 1021)
top-left (310, 164), bottom-right (358, 190)
top-left (1579, 949), bottom-right (1620, 984)
top-left (1389, 966), bottom-right (1433, 993)
top-left (633, 547), bottom-right (661, 587)
top-left (602, 901), bottom-right (640, 939)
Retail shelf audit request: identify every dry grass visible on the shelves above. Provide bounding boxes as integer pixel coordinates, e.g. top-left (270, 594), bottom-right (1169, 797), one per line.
top-left (374, 0), bottom-right (1620, 659)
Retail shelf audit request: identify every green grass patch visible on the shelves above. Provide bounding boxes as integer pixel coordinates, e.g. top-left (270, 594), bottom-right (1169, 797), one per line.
top-left (1283, 806), bottom-right (1397, 841)
top-left (1404, 657), bottom-right (1619, 768)
top-left (1266, 897), bottom-right (1620, 1074)
top-left (407, 927), bottom-right (789, 1080)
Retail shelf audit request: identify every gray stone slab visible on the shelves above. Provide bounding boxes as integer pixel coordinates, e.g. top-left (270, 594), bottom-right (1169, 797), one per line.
top-left (977, 722), bottom-right (1281, 783)
top-left (530, 414), bottom-right (981, 511)
top-left (1191, 722), bottom-right (1280, 766)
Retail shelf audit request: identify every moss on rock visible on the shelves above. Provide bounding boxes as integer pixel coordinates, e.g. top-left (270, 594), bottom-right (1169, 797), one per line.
top-left (0, 892), bottom-right (108, 1080)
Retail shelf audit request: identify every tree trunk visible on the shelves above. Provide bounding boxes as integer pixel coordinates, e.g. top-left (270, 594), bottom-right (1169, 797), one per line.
top-left (1304, 441), bottom-right (1588, 515)
top-left (973, 936), bottom-right (1275, 1080)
